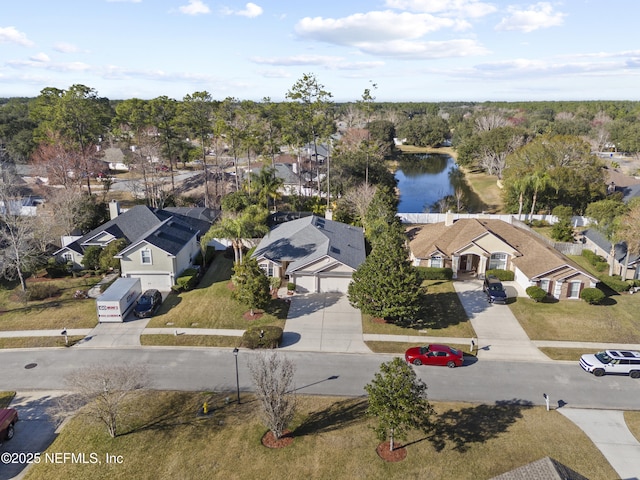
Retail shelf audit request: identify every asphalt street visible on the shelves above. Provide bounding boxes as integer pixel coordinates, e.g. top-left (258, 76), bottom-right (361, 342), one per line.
top-left (1, 348), bottom-right (639, 410)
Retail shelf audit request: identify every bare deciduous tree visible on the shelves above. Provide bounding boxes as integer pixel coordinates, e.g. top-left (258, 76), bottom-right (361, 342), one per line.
top-left (58, 364), bottom-right (150, 438)
top-left (0, 175), bottom-right (45, 291)
top-left (248, 352), bottom-right (296, 440)
top-left (340, 183), bottom-right (377, 226)
top-left (474, 113), bottom-right (507, 132)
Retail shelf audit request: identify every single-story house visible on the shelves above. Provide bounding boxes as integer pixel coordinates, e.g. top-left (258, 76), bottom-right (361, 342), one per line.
top-left (407, 217), bottom-right (598, 300)
top-left (581, 228), bottom-right (640, 280)
top-left (252, 215), bottom-right (365, 294)
top-left (54, 200), bottom-right (213, 291)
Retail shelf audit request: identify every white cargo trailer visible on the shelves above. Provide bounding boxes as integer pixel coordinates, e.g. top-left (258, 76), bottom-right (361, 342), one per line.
top-left (96, 277), bottom-right (141, 323)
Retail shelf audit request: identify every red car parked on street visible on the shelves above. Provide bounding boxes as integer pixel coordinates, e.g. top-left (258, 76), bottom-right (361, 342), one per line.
top-left (0, 408), bottom-right (18, 442)
top-left (404, 344), bottom-right (464, 368)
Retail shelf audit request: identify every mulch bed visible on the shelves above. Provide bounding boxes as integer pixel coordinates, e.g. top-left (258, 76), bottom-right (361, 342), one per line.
top-left (261, 430), bottom-right (294, 448)
top-left (376, 442), bottom-right (407, 462)
top-left (372, 317), bottom-right (388, 324)
top-left (243, 311), bottom-right (264, 321)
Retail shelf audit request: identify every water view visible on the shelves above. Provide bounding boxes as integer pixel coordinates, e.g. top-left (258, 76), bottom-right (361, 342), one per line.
top-left (395, 153), bottom-right (462, 213)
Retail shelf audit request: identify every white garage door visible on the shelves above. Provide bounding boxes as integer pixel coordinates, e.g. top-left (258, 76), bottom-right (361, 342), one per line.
top-left (128, 274), bottom-right (172, 292)
top-left (318, 275), bottom-right (352, 294)
top-left (294, 275), bottom-right (316, 294)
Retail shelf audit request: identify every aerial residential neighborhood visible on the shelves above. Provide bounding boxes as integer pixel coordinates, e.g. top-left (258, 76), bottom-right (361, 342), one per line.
top-left (2, 2), bottom-right (640, 479)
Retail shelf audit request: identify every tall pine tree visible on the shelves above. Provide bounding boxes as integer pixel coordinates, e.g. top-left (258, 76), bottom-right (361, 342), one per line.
top-left (348, 221), bottom-right (423, 323)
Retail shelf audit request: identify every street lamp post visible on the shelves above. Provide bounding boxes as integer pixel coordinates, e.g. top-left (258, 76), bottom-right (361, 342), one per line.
top-left (233, 347), bottom-right (240, 404)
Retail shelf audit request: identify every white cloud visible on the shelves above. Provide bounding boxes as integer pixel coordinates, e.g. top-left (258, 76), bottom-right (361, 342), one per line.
top-left (238, 3), bottom-right (263, 18)
top-left (0, 26), bottom-right (34, 47)
top-left (54, 42), bottom-right (82, 54)
top-left (7, 59), bottom-right (91, 72)
top-left (295, 10), bottom-right (469, 46)
top-left (179, 0), bottom-right (210, 15)
top-left (29, 52), bottom-right (50, 62)
top-left (385, 0), bottom-right (497, 18)
top-left (221, 3), bottom-right (263, 18)
top-left (495, 2), bottom-right (566, 33)
top-left (251, 54), bottom-right (384, 70)
top-left (361, 38), bottom-right (489, 59)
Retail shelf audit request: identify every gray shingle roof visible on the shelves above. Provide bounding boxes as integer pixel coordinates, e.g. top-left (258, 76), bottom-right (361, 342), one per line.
top-left (117, 216), bottom-right (199, 257)
top-left (492, 456), bottom-right (589, 480)
top-left (252, 215), bottom-right (365, 272)
top-left (62, 205), bottom-right (211, 255)
top-left (582, 228), bottom-right (639, 264)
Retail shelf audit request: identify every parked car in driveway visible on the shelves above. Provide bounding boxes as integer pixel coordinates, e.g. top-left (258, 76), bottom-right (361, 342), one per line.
top-left (133, 289), bottom-right (163, 318)
top-left (483, 275), bottom-right (507, 304)
top-left (404, 344), bottom-right (464, 368)
top-left (0, 408), bottom-right (18, 442)
top-left (579, 350), bottom-right (640, 378)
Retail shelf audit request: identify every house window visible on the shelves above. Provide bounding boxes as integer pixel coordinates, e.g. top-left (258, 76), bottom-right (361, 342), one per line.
top-left (62, 252), bottom-right (73, 263)
top-left (259, 262), bottom-right (274, 277)
top-left (540, 279), bottom-right (550, 293)
top-left (431, 256), bottom-right (443, 268)
top-left (489, 253), bottom-right (507, 270)
top-left (141, 249), bottom-right (152, 265)
top-left (568, 282), bottom-right (581, 298)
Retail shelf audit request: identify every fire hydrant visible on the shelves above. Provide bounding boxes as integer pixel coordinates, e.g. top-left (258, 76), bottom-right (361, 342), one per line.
top-left (203, 402), bottom-right (208, 414)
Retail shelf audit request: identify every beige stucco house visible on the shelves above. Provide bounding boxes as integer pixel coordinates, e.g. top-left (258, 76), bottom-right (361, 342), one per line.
top-left (407, 217), bottom-right (598, 300)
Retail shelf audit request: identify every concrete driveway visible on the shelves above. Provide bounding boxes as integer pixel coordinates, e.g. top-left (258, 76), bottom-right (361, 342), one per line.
top-left (280, 293), bottom-right (371, 353)
top-left (453, 279), bottom-right (551, 362)
top-left (1, 391), bottom-right (65, 480)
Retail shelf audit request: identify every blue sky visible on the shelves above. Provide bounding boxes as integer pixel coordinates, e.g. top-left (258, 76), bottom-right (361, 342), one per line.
top-left (2, 0), bottom-right (639, 102)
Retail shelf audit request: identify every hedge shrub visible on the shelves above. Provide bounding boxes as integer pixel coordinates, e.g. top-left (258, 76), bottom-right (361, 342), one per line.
top-left (598, 276), bottom-right (630, 293)
top-left (580, 287), bottom-right (606, 305)
top-left (485, 269), bottom-right (514, 281)
top-left (526, 286), bottom-right (547, 302)
top-left (582, 249), bottom-right (606, 266)
top-left (416, 267), bottom-right (454, 281)
top-left (27, 283), bottom-right (61, 301)
top-left (242, 325), bottom-right (283, 349)
top-left (173, 268), bottom-right (199, 292)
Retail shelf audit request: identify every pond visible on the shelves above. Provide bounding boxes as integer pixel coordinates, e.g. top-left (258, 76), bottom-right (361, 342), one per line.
top-left (395, 153), bottom-right (481, 213)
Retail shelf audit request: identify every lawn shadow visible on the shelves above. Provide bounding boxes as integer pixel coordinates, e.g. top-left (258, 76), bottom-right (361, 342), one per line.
top-left (294, 397), bottom-right (368, 437)
top-left (426, 398), bottom-right (534, 453)
top-left (264, 298), bottom-right (290, 320)
top-left (121, 390), bottom-right (245, 437)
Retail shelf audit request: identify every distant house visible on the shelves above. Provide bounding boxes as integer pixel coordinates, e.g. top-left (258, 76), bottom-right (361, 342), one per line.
top-left (54, 200), bottom-right (213, 291)
top-left (581, 228), bottom-right (640, 280)
top-left (407, 216), bottom-right (598, 300)
top-left (252, 215), bottom-right (365, 294)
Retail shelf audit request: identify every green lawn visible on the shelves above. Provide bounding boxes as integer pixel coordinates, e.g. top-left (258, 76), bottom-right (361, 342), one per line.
top-left (510, 254), bottom-right (640, 343)
top-left (0, 276), bottom-right (100, 330)
top-left (23, 391), bottom-right (617, 480)
top-left (362, 280), bottom-right (475, 339)
top-left (145, 254), bottom-right (288, 331)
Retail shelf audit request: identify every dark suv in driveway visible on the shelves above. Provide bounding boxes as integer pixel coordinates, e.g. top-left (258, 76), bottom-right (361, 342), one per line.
top-left (133, 289), bottom-right (162, 318)
top-left (483, 275), bottom-right (507, 304)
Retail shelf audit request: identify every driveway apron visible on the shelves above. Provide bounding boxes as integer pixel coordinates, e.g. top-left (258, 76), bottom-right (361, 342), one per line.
top-left (559, 408), bottom-right (640, 479)
top-left (280, 293), bottom-right (371, 353)
top-left (453, 279), bottom-right (551, 362)
top-left (73, 316), bottom-right (151, 348)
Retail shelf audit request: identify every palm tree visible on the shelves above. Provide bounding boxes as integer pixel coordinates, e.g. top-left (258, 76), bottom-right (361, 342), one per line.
top-left (251, 166), bottom-right (283, 211)
top-left (528, 170), bottom-right (551, 217)
top-left (615, 202), bottom-right (640, 280)
top-left (201, 205), bottom-right (269, 264)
